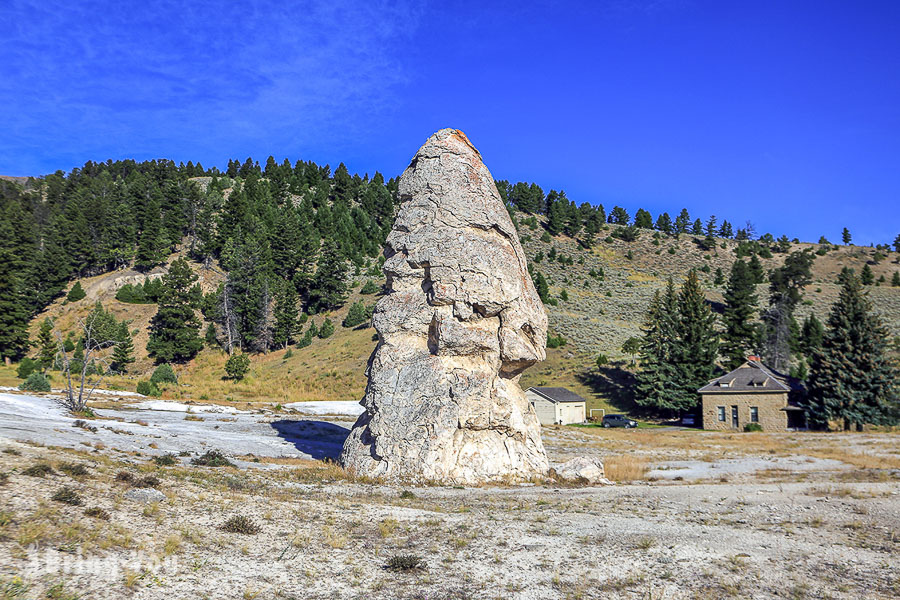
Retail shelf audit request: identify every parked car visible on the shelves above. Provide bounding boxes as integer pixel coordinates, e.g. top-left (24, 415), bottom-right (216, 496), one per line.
top-left (680, 414), bottom-right (697, 426)
top-left (602, 414), bottom-right (638, 428)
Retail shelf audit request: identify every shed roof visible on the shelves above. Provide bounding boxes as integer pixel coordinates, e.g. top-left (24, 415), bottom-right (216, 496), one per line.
top-left (698, 360), bottom-right (793, 394)
top-left (527, 387), bottom-right (587, 404)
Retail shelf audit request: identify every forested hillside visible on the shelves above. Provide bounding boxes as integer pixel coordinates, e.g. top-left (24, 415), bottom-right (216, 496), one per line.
top-left (1, 158), bottom-right (898, 421)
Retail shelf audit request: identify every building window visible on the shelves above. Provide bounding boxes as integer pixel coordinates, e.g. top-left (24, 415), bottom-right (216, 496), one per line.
top-left (750, 407), bottom-right (759, 423)
top-left (717, 406), bottom-right (726, 422)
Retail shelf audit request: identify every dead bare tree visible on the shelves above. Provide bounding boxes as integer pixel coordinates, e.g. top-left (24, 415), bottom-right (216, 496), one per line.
top-left (54, 312), bottom-right (118, 413)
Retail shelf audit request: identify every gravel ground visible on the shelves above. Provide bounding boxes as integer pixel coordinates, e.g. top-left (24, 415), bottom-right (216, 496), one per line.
top-left (0, 393), bottom-right (898, 599)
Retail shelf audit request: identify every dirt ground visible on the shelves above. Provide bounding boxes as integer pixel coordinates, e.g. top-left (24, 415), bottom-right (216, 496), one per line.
top-left (1, 397), bottom-right (898, 599)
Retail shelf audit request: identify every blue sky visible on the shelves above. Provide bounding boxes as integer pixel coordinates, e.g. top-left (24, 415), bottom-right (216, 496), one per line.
top-left (2, 1), bottom-right (899, 245)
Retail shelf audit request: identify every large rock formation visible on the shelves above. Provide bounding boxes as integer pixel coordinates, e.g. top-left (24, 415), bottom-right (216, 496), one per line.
top-left (339, 129), bottom-right (549, 484)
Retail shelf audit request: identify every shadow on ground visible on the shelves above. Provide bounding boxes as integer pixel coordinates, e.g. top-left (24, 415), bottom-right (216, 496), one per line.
top-left (269, 420), bottom-right (351, 460)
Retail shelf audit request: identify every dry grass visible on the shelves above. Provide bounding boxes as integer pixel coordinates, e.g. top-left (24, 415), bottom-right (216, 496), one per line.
top-left (603, 455), bottom-right (649, 482)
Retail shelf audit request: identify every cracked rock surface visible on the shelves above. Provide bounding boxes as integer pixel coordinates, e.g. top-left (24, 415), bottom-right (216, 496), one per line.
top-left (340, 128), bottom-right (549, 484)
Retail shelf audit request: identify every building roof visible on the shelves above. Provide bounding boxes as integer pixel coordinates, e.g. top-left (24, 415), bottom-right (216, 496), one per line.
top-left (527, 387), bottom-right (587, 404)
top-left (698, 360), bottom-right (793, 394)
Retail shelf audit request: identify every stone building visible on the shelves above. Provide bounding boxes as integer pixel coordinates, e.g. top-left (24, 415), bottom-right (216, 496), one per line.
top-left (526, 387), bottom-right (587, 426)
top-left (698, 358), bottom-right (806, 431)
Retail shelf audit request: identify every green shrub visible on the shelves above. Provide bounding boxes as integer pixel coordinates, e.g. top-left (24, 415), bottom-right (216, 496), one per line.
top-left (153, 454), bottom-right (177, 466)
top-left (66, 281), bottom-right (86, 302)
top-left (191, 450), bottom-right (234, 467)
top-left (136, 380), bottom-right (160, 397)
top-left (546, 334), bottom-right (567, 349)
top-left (150, 364), bottom-right (178, 385)
top-left (283, 349), bottom-right (293, 360)
top-left (318, 318), bottom-right (335, 339)
top-left (20, 373), bottom-right (51, 393)
top-left (16, 358), bottom-right (38, 379)
top-left (744, 423), bottom-right (763, 432)
top-left (342, 302), bottom-right (369, 328)
top-left (359, 280), bottom-right (380, 295)
top-left (224, 354), bottom-right (250, 381)
top-left (596, 354), bottom-right (609, 368)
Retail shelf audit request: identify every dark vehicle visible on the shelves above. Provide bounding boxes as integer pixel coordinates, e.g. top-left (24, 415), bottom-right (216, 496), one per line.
top-left (602, 414), bottom-right (638, 428)
top-left (680, 414), bottom-right (697, 426)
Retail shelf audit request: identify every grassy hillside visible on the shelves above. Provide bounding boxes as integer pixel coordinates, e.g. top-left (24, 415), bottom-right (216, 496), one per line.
top-left (12, 219), bottom-right (900, 417)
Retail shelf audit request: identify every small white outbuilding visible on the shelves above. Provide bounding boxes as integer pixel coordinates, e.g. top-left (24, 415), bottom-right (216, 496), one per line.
top-left (526, 387), bottom-right (587, 426)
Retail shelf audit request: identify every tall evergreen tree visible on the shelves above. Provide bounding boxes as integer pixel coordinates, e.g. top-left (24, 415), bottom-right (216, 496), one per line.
top-left (146, 257), bottom-right (203, 363)
top-left (0, 247), bottom-right (29, 362)
top-left (307, 241), bottom-right (348, 313)
top-left (35, 318), bottom-right (56, 371)
top-left (721, 259), bottom-right (759, 369)
top-left (111, 321), bottom-right (135, 373)
top-left (746, 253), bottom-right (765, 284)
top-left (635, 281), bottom-right (681, 412)
top-left (273, 280), bottom-right (299, 349)
top-left (842, 227), bottom-right (852, 245)
top-left (805, 270), bottom-right (898, 430)
top-left (674, 209), bottom-right (691, 234)
top-left (799, 313), bottom-right (824, 356)
top-left (669, 271), bottom-right (719, 410)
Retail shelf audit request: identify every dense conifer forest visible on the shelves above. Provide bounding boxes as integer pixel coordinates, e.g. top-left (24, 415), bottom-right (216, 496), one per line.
top-left (1, 156), bottom-right (897, 428)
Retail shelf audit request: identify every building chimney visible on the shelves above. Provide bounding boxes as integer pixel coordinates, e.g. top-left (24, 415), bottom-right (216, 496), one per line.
top-left (747, 355), bottom-right (761, 362)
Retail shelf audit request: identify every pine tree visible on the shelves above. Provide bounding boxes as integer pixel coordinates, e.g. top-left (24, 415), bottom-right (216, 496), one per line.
top-left (532, 271), bottom-right (550, 303)
top-left (634, 209), bottom-right (653, 229)
top-left (721, 260), bottom-right (758, 369)
top-left (674, 209), bottom-right (691, 234)
top-left (272, 281), bottom-right (299, 349)
top-left (655, 212), bottom-right (673, 235)
top-left (635, 282), bottom-right (681, 413)
top-left (67, 281), bottom-right (86, 302)
top-left (691, 218), bottom-right (703, 236)
top-left (146, 257), bottom-right (203, 363)
top-left (36, 318), bottom-right (56, 371)
top-left (669, 271), bottom-right (719, 410)
top-left (805, 271), bottom-right (898, 430)
top-left (842, 227), bottom-right (851, 245)
top-left (860, 264), bottom-right (874, 285)
top-left (747, 254), bottom-right (765, 284)
top-left (110, 321), bottom-right (135, 373)
top-left (799, 313), bottom-right (824, 356)
top-left (892, 271), bottom-right (900, 287)
top-left (307, 241), bottom-right (348, 313)
top-left (0, 247), bottom-right (29, 362)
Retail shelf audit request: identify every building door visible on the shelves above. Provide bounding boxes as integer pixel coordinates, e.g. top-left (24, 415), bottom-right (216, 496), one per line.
top-left (731, 406), bottom-right (739, 428)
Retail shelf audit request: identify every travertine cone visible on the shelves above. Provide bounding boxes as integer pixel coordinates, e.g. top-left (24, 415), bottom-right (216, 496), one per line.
top-left (339, 129), bottom-right (549, 484)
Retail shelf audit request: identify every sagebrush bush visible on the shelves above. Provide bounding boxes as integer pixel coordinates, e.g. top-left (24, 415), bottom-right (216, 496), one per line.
top-left (115, 471), bottom-right (135, 483)
top-left (153, 454), bottom-right (177, 466)
top-left (23, 463), bottom-right (54, 478)
top-left (59, 463), bottom-right (90, 477)
top-left (386, 554), bottom-right (425, 571)
top-left (222, 515), bottom-right (260, 534)
top-left (85, 507), bottom-right (110, 519)
top-left (191, 450), bottom-right (234, 467)
top-left (744, 423), bottom-right (763, 432)
top-left (52, 487), bottom-right (82, 505)
top-left (19, 372), bottom-right (51, 393)
top-left (132, 476), bottom-right (160, 488)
